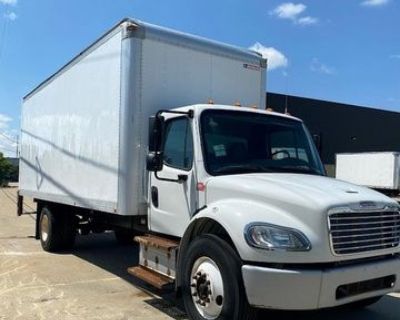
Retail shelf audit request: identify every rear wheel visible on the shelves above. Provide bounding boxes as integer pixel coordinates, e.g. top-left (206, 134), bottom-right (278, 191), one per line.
top-left (182, 234), bottom-right (257, 320)
top-left (39, 206), bottom-right (63, 252)
top-left (39, 205), bottom-right (76, 252)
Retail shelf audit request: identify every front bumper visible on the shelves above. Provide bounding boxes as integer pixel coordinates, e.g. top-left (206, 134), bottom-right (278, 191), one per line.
top-left (242, 256), bottom-right (400, 310)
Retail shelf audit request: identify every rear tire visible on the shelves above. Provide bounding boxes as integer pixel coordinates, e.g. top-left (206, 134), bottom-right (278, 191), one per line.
top-left (182, 234), bottom-right (257, 320)
top-left (39, 205), bottom-right (76, 252)
top-left (39, 206), bottom-right (63, 252)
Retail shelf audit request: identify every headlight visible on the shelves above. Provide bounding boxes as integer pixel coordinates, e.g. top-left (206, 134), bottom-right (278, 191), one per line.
top-left (245, 223), bottom-right (311, 251)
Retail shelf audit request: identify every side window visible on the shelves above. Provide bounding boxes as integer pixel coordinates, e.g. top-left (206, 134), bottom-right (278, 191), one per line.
top-left (163, 118), bottom-right (193, 170)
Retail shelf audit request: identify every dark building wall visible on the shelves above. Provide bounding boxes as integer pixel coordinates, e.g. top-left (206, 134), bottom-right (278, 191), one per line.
top-left (267, 93), bottom-right (400, 166)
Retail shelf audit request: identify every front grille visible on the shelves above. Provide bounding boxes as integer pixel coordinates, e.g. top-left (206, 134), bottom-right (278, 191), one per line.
top-left (329, 211), bottom-right (400, 255)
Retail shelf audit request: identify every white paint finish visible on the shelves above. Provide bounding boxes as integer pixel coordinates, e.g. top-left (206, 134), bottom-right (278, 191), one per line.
top-left (20, 30), bottom-right (122, 211)
top-left (19, 20), bottom-right (266, 216)
top-left (141, 39), bottom-right (265, 110)
top-left (242, 265), bottom-right (322, 309)
top-left (149, 165), bottom-right (196, 237)
top-left (194, 173), bottom-right (399, 264)
top-left (336, 152), bottom-right (400, 190)
top-left (318, 257), bottom-right (400, 308)
top-left (132, 40), bottom-right (265, 213)
top-left (242, 257), bottom-right (400, 310)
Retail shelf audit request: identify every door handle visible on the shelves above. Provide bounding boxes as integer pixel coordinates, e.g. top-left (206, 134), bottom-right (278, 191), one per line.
top-left (151, 186), bottom-right (159, 208)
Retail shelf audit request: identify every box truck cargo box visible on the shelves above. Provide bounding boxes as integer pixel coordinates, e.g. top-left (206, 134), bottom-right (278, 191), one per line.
top-left (336, 152), bottom-right (400, 190)
top-left (19, 19), bottom-right (266, 216)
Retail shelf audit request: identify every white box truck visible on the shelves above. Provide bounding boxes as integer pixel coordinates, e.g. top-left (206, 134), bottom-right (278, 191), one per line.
top-left (19, 19), bottom-right (400, 319)
top-left (336, 152), bottom-right (400, 205)
top-left (336, 152), bottom-right (400, 191)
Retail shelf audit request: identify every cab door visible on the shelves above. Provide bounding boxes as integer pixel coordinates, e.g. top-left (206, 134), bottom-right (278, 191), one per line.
top-left (149, 117), bottom-right (197, 237)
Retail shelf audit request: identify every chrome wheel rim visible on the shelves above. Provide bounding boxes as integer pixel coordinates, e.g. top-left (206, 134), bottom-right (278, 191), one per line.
top-left (190, 256), bottom-right (224, 320)
top-left (40, 214), bottom-right (49, 242)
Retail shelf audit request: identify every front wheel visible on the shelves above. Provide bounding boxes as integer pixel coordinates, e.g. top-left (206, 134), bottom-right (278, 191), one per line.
top-left (182, 234), bottom-right (257, 320)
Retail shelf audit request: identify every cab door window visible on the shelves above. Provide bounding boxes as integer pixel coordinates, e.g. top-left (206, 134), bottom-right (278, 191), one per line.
top-left (163, 118), bottom-right (193, 170)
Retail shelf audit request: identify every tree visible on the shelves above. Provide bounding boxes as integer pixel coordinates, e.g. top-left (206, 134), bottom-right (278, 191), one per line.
top-left (0, 152), bottom-right (13, 186)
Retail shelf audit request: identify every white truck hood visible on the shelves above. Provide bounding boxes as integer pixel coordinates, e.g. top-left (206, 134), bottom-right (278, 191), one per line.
top-left (204, 173), bottom-right (399, 263)
top-left (206, 173), bottom-right (395, 212)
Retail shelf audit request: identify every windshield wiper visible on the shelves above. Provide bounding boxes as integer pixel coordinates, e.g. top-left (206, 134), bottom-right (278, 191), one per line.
top-left (213, 164), bottom-right (270, 175)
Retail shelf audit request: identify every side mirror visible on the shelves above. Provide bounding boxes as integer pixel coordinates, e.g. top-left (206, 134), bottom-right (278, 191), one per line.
top-left (148, 115), bottom-right (164, 152)
top-left (146, 151), bottom-right (163, 172)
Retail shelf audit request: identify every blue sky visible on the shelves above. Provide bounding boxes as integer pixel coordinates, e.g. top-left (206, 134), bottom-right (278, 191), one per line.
top-left (0, 0), bottom-right (399, 156)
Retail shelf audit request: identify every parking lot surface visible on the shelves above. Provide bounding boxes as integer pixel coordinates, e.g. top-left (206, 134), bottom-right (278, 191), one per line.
top-left (1, 186), bottom-right (400, 320)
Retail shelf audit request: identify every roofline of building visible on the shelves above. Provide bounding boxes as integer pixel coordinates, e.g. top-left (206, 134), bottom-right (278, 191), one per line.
top-left (268, 92), bottom-right (400, 115)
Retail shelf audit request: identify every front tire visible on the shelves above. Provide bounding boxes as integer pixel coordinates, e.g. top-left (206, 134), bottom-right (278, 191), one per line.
top-left (182, 234), bottom-right (257, 320)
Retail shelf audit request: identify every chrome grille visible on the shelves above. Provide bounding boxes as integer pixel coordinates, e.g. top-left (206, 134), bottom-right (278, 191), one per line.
top-left (329, 211), bottom-right (400, 255)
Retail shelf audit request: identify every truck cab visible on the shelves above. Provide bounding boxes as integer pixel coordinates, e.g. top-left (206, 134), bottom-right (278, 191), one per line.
top-left (139, 104), bottom-right (400, 319)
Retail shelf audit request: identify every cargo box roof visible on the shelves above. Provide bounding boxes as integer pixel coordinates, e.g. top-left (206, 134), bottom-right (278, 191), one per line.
top-left (24, 18), bottom-right (265, 101)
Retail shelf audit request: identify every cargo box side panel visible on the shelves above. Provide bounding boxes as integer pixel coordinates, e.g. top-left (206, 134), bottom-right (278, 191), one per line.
top-left (141, 38), bottom-right (265, 111)
top-left (20, 31), bottom-right (122, 212)
top-left (121, 30), bottom-right (265, 215)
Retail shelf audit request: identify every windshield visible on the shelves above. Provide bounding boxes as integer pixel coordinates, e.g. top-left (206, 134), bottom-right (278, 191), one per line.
top-left (200, 110), bottom-right (325, 176)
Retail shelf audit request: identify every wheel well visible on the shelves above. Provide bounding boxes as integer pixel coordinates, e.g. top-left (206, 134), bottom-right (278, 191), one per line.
top-left (176, 218), bottom-right (239, 291)
top-left (186, 218), bottom-right (236, 249)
